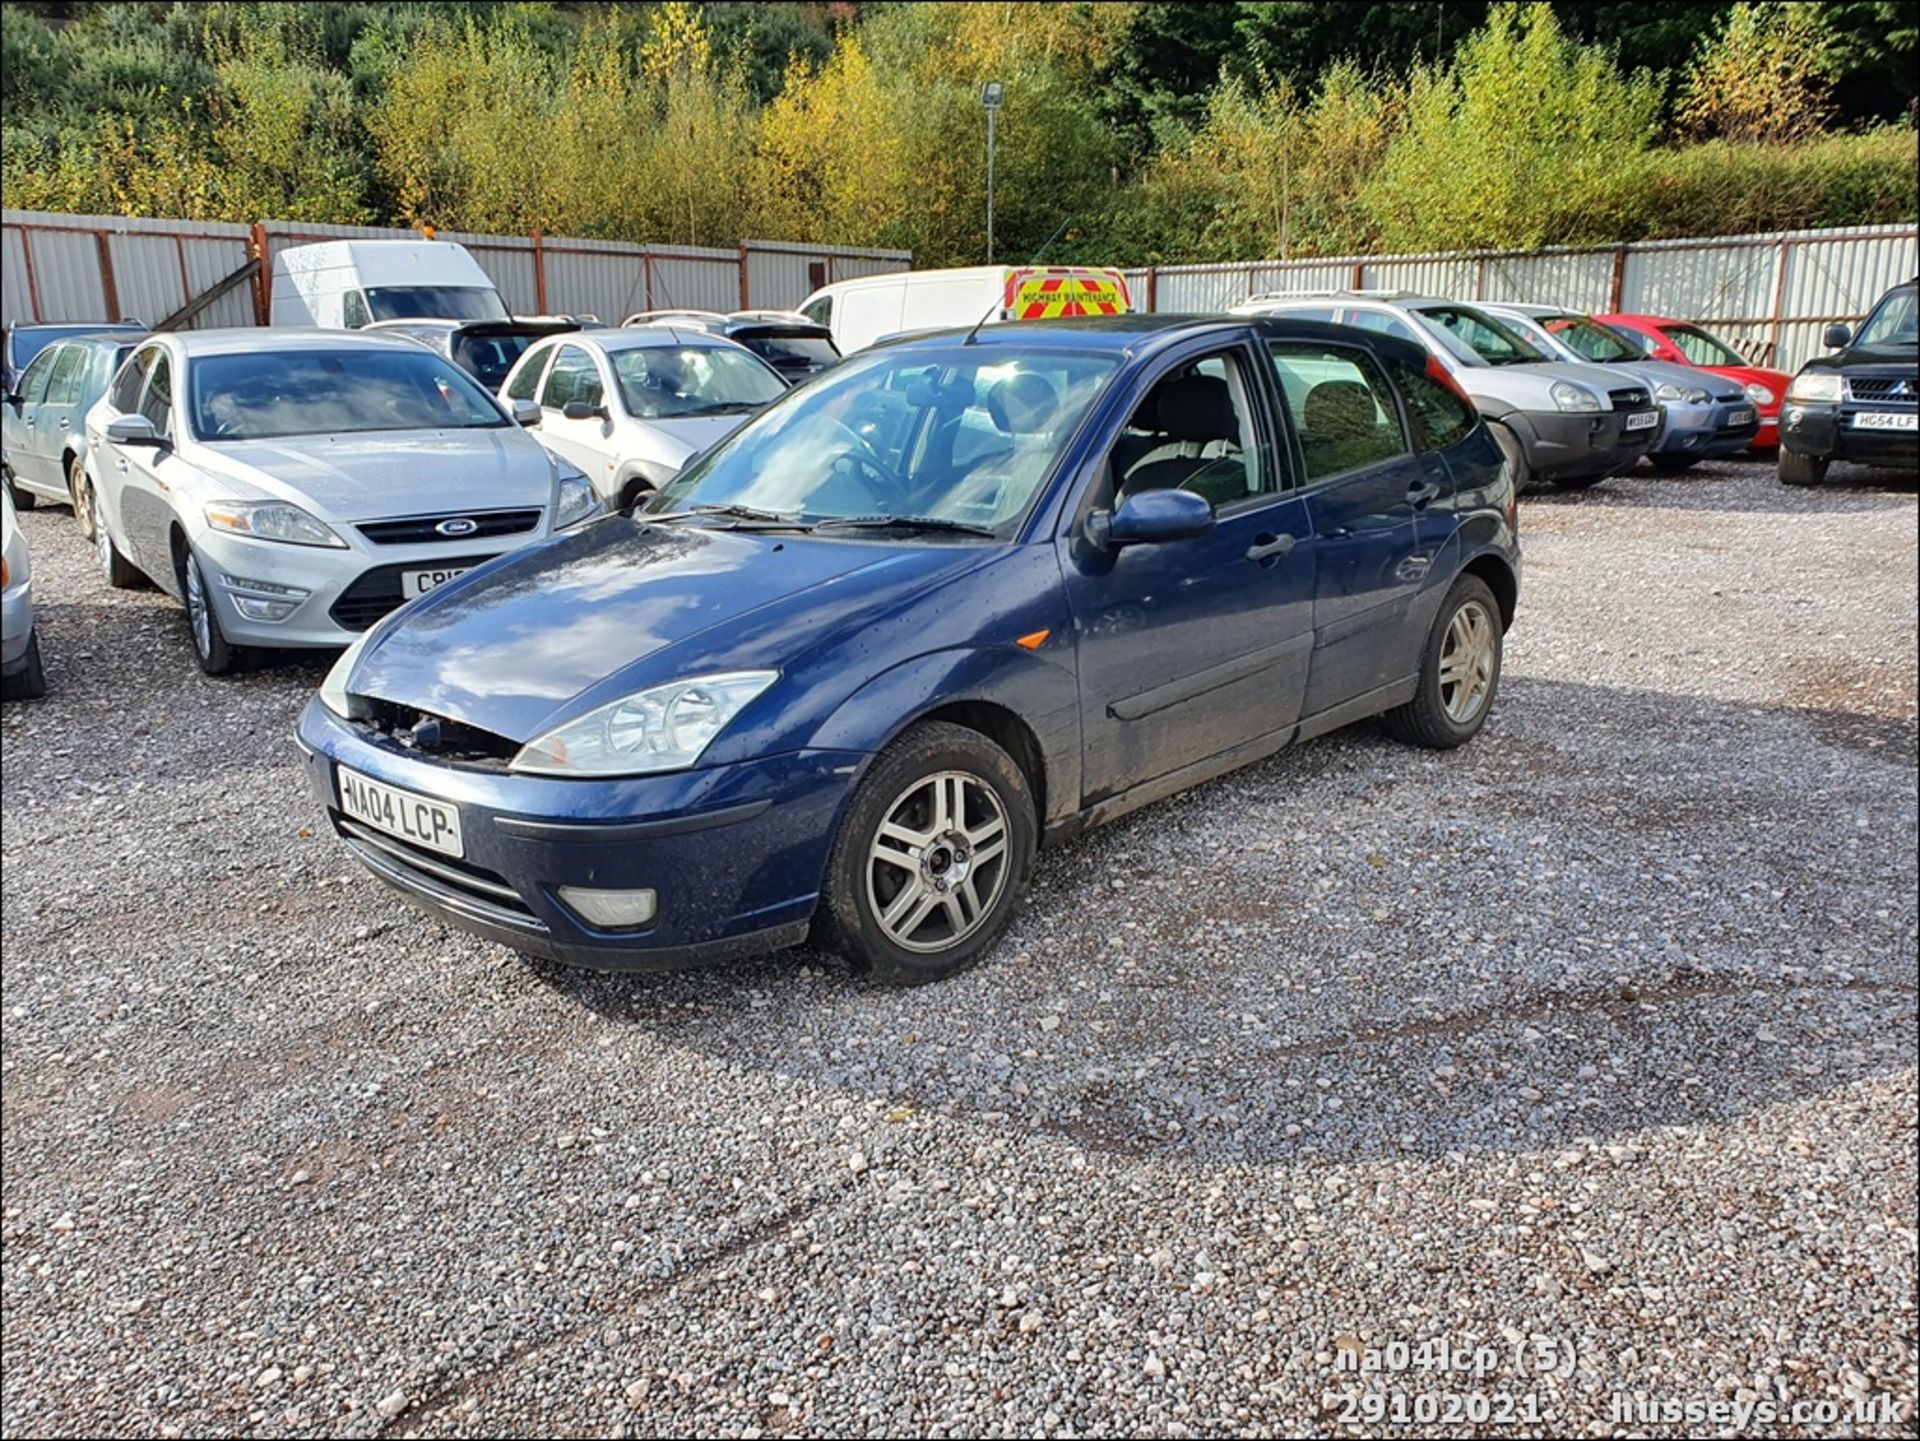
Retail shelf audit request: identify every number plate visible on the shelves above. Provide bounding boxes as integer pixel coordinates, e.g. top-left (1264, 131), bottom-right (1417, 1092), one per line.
top-left (402, 566), bottom-right (472, 598)
top-left (1624, 409), bottom-right (1658, 431)
top-left (1723, 407), bottom-right (1754, 427)
top-left (337, 766), bottom-right (465, 858)
top-left (1850, 411), bottom-right (1918, 431)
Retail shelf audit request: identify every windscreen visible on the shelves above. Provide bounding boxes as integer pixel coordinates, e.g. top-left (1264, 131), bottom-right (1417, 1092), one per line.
top-left (1416, 306), bottom-right (1550, 366)
top-left (610, 345), bottom-right (788, 419)
top-left (365, 286), bottom-right (509, 323)
top-left (649, 345), bottom-right (1120, 535)
top-left (452, 331), bottom-right (544, 391)
top-left (190, 349), bottom-right (508, 440)
top-left (1659, 324), bottom-right (1747, 368)
top-left (1857, 289), bottom-right (1918, 347)
top-left (738, 331), bottom-right (840, 371)
top-left (1541, 315), bottom-right (1641, 364)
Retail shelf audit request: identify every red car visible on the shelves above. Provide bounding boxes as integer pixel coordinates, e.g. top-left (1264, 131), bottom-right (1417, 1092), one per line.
top-left (1599, 314), bottom-right (1793, 450)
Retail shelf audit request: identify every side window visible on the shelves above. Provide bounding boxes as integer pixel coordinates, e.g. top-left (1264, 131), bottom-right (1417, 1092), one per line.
top-left (1344, 309), bottom-right (1424, 346)
top-left (1381, 355), bottom-right (1476, 451)
top-left (1268, 343), bottom-right (1409, 482)
top-left (15, 346), bottom-right (60, 405)
top-left (109, 346), bottom-right (159, 413)
top-left (46, 345), bottom-right (87, 406)
top-left (343, 291), bottom-right (371, 329)
top-left (137, 353), bottom-right (174, 437)
top-left (1276, 306), bottom-right (1338, 324)
top-left (1112, 348), bottom-right (1270, 510)
top-left (505, 345), bottom-right (552, 402)
top-left (542, 345), bottom-right (604, 410)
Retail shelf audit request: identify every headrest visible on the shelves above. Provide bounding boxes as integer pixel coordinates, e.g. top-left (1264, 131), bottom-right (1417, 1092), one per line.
top-left (987, 372), bottom-right (1060, 435)
top-left (1155, 373), bottom-right (1237, 443)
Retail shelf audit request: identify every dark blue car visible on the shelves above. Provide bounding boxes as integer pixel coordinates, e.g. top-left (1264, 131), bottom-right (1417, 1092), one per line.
top-left (299, 316), bottom-right (1520, 984)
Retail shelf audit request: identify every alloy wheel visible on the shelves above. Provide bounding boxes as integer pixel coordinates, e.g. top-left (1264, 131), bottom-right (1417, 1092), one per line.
top-left (865, 770), bottom-right (1010, 953)
top-left (184, 552), bottom-right (213, 659)
top-left (71, 464), bottom-right (95, 540)
top-left (1438, 599), bottom-right (1496, 725)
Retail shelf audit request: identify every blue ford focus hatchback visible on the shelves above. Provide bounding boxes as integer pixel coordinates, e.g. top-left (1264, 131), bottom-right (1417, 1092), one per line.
top-left (299, 316), bottom-right (1519, 984)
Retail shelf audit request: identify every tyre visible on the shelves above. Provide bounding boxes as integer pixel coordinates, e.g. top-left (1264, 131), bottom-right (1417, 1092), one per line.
top-left (1385, 574), bottom-right (1503, 749)
top-left (178, 543), bottom-right (246, 676)
top-left (1778, 449), bottom-right (1828, 487)
top-left (617, 478), bottom-right (655, 511)
top-left (3, 465), bottom-right (37, 510)
top-left (68, 454), bottom-right (97, 541)
top-left (1486, 421), bottom-right (1532, 496)
top-left (816, 720), bottom-right (1036, 985)
top-left (1647, 454), bottom-right (1699, 474)
top-left (2, 632), bottom-right (47, 701)
top-left (96, 509), bottom-right (143, 589)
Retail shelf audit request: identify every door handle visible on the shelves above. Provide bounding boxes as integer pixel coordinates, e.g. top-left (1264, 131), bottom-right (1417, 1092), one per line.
top-left (57, 417), bottom-right (70, 429)
top-left (1246, 533), bottom-right (1295, 563)
top-left (1408, 479), bottom-right (1442, 506)
top-left (114, 458), bottom-right (129, 472)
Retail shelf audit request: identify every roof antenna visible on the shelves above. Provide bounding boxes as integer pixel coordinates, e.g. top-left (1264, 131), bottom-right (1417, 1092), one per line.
top-left (964, 214), bottom-right (1074, 346)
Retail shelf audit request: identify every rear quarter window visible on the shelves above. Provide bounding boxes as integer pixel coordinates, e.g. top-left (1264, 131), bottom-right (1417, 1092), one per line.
top-left (1382, 356), bottom-right (1477, 451)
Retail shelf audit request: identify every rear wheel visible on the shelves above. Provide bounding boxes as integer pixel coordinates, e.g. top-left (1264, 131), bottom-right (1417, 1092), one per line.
top-left (816, 721), bottom-right (1035, 985)
top-left (68, 455), bottom-right (97, 541)
top-left (179, 544), bottom-right (246, 676)
top-left (1778, 449), bottom-right (1829, 487)
top-left (1486, 422), bottom-right (1532, 496)
top-left (1385, 575), bottom-right (1503, 749)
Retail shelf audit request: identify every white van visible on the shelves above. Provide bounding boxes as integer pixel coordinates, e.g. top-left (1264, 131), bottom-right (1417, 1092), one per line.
top-left (269, 240), bottom-right (509, 329)
top-left (797, 264), bottom-right (1131, 355)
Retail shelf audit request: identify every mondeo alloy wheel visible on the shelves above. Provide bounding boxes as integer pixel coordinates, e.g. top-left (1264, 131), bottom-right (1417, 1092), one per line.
top-left (865, 770), bottom-right (1012, 953)
top-left (1438, 598), bottom-right (1497, 726)
top-left (184, 548), bottom-right (214, 659)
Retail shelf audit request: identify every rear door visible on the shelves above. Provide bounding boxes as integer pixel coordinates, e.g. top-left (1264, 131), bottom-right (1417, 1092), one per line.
top-left (32, 342), bottom-right (90, 488)
top-left (1267, 338), bottom-right (1436, 716)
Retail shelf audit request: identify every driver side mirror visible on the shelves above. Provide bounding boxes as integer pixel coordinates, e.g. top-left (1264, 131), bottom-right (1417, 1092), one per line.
top-left (3, 391), bottom-right (20, 410)
top-left (1824, 323), bottom-right (1852, 349)
top-left (562, 400), bottom-right (609, 422)
top-left (106, 414), bottom-right (162, 447)
top-left (1086, 488), bottom-right (1216, 551)
top-left (510, 397), bottom-right (541, 427)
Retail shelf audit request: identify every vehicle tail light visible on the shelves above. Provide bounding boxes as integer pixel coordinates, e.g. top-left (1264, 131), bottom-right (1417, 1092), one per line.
top-left (1, 557), bottom-right (8, 589)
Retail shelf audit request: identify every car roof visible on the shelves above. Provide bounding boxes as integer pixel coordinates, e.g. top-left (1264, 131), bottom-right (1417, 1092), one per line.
top-left (876, 313), bottom-right (1434, 370)
top-left (154, 327), bottom-right (452, 357)
top-left (566, 327), bottom-right (753, 354)
top-left (9, 320), bottom-right (145, 333)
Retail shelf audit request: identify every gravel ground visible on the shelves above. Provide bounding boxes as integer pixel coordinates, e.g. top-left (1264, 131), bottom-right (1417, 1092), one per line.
top-left (3, 455), bottom-right (1915, 1438)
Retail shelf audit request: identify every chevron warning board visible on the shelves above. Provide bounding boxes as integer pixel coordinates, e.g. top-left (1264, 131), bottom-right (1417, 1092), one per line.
top-left (1003, 268), bottom-right (1132, 321)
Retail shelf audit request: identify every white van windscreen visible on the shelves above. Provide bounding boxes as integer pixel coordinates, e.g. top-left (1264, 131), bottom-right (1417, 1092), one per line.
top-left (366, 287), bottom-right (509, 323)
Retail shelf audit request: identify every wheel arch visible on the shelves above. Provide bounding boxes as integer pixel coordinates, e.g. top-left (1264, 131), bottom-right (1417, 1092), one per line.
top-left (1460, 551), bottom-right (1518, 631)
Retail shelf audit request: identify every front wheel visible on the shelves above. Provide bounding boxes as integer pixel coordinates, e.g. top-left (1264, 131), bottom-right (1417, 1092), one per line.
top-left (816, 721), bottom-right (1036, 985)
top-left (1778, 449), bottom-right (1829, 487)
top-left (179, 544), bottom-right (247, 676)
top-left (1385, 575), bottom-right (1503, 749)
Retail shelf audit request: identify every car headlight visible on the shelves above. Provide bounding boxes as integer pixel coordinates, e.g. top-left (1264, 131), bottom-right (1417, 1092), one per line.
top-left (204, 500), bottom-right (346, 548)
top-left (1785, 371), bottom-right (1842, 404)
top-left (1744, 381), bottom-right (1776, 406)
top-left (553, 466), bottom-right (599, 529)
top-left (1549, 380), bottom-right (1602, 413)
top-left (1654, 381), bottom-right (1709, 405)
top-left (510, 671), bottom-right (777, 777)
top-left (319, 625), bottom-right (379, 720)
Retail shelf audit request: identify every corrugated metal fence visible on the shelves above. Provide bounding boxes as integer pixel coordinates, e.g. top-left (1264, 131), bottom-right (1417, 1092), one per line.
top-left (1, 209), bottom-right (910, 331)
top-left (1121, 224), bottom-right (1919, 372)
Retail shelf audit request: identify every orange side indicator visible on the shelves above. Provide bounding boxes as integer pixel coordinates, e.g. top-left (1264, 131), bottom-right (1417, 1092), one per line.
top-left (1015, 629), bottom-right (1050, 650)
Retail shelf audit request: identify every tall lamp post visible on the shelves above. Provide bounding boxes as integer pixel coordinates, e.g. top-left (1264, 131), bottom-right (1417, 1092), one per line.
top-left (981, 80), bottom-right (1003, 264)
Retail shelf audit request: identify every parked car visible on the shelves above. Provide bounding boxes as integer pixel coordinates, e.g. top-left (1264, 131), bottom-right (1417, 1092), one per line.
top-left (299, 314), bottom-right (1519, 984)
top-left (1597, 313), bottom-right (1790, 449)
top-left (365, 317), bottom-right (579, 393)
top-left (270, 240), bottom-right (508, 329)
top-left (4, 320), bottom-right (144, 398)
top-left (1484, 304), bottom-right (1758, 471)
top-left (799, 265), bottom-right (1132, 354)
top-left (1776, 277), bottom-right (1919, 486)
top-left (1232, 292), bottom-right (1656, 491)
top-left (84, 329), bottom-right (598, 675)
top-left (625, 309), bottom-right (842, 383)
top-left (2, 489), bottom-right (46, 700)
top-left (3, 330), bottom-right (143, 536)
top-left (501, 328), bottom-right (789, 509)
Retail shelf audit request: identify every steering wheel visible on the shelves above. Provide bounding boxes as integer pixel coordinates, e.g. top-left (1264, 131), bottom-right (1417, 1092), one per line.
top-left (820, 417), bottom-right (908, 503)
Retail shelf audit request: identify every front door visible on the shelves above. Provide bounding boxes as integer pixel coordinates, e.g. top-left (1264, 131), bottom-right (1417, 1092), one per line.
top-left (1061, 341), bottom-right (1317, 804)
top-left (537, 343), bottom-right (618, 499)
top-left (5, 344), bottom-right (64, 489)
top-left (116, 349), bottom-right (184, 580)
top-left (1266, 339), bottom-right (1434, 714)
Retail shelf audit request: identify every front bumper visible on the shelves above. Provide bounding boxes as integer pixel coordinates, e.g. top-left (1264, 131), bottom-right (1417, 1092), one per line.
top-left (1650, 398), bottom-right (1761, 459)
top-left (1, 580), bottom-right (35, 669)
top-left (1780, 404), bottom-right (1920, 467)
top-left (1510, 408), bottom-right (1656, 481)
top-left (297, 699), bottom-right (862, 970)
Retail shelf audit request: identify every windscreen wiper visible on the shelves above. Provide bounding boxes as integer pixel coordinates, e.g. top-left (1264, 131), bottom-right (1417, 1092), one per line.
top-left (812, 514), bottom-right (999, 537)
top-left (644, 502), bottom-right (811, 528)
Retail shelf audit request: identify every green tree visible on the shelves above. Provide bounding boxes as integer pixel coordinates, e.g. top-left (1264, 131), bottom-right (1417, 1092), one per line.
top-left (1678, 3), bottom-right (1837, 143)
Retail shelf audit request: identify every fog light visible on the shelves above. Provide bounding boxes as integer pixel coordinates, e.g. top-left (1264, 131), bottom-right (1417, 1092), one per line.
top-left (557, 885), bottom-right (657, 930)
top-left (231, 595), bottom-right (302, 621)
top-left (221, 573), bottom-right (309, 623)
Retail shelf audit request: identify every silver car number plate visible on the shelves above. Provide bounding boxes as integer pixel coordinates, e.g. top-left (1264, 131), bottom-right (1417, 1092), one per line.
top-left (337, 766), bottom-right (465, 858)
top-left (1851, 411), bottom-right (1917, 430)
top-left (1723, 407), bottom-right (1753, 427)
top-left (403, 566), bottom-right (472, 598)
top-left (1624, 410), bottom-right (1659, 431)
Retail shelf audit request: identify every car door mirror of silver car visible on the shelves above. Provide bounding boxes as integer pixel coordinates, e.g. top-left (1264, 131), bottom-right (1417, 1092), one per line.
top-left (1088, 488), bottom-right (1216, 550)
top-left (510, 397), bottom-right (541, 427)
top-left (562, 400), bottom-right (609, 422)
top-left (1824, 323), bottom-right (1852, 349)
top-left (105, 414), bottom-right (163, 447)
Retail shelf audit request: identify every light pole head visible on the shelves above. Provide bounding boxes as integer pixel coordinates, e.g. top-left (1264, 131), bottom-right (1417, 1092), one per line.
top-left (981, 81), bottom-right (1003, 110)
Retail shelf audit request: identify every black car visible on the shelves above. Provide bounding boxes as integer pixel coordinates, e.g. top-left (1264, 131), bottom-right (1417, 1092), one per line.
top-left (623, 309), bottom-right (840, 382)
top-left (364, 318), bottom-right (580, 394)
top-left (1778, 278), bottom-right (1919, 486)
top-left (3, 320), bottom-right (145, 396)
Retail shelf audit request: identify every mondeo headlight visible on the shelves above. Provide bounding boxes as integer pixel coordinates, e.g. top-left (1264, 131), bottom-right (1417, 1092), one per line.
top-left (510, 672), bottom-right (778, 776)
top-left (204, 500), bottom-right (346, 548)
top-left (553, 465), bottom-right (600, 529)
